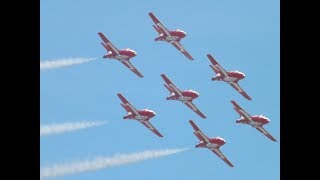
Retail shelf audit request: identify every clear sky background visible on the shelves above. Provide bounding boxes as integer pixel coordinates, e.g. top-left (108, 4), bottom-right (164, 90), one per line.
top-left (40, 0), bottom-right (279, 179)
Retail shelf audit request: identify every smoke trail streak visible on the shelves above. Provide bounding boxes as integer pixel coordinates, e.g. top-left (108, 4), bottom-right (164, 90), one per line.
top-left (40, 148), bottom-right (188, 179)
top-left (40, 57), bottom-right (96, 70)
top-left (40, 121), bottom-right (107, 136)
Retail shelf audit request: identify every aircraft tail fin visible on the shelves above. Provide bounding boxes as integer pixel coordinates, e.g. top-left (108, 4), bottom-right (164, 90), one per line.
top-left (233, 108), bottom-right (243, 117)
top-left (153, 25), bottom-right (162, 34)
top-left (164, 84), bottom-right (174, 93)
top-left (209, 65), bottom-right (220, 75)
top-left (101, 42), bottom-right (109, 50)
top-left (121, 103), bottom-right (131, 113)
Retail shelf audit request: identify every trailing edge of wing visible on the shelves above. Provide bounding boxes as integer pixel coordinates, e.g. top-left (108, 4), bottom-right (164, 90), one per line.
top-left (121, 60), bottom-right (144, 78)
top-left (256, 126), bottom-right (277, 142)
top-left (229, 82), bottom-right (252, 100)
top-left (171, 41), bottom-right (194, 60)
top-left (141, 121), bottom-right (164, 138)
top-left (212, 148), bottom-right (234, 167)
top-left (185, 101), bottom-right (206, 119)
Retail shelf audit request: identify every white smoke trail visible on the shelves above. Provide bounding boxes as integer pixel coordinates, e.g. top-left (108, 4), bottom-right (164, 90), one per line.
top-left (40, 121), bottom-right (107, 136)
top-left (40, 148), bottom-right (188, 179)
top-left (40, 57), bottom-right (96, 70)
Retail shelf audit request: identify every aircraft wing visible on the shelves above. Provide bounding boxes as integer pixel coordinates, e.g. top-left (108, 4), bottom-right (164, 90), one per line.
top-left (171, 41), bottom-right (194, 60)
top-left (189, 120), bottom-right (210, 144)
top-left (256, 126), bottom-right (277, 142)
top-left (117, 93), bottom-right (139, 116)
top-left (141, 120), bottom-right (164, 138)
top-left (207, 54), bottom-right (228, 78)
top-left (121, 60), bottom-right (144, 78)
top-left (185, 101), bottom-right (206, 119)
top-left (160, 74), bottom-right (183, 97)
top-left (148, 12), bottom-right (171, 37)
top-left (211, 148), bottom-right (235, 167)
top-left (229, 82), bottom-right (252, 100)
top-left (230, 100), bottom-right (253, 122)
top-left (98, 32), bottom-right (120, 55)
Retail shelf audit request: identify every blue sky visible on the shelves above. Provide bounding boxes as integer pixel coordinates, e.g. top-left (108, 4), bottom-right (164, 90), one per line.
top-left (40, 0), bottom-right (279, 179)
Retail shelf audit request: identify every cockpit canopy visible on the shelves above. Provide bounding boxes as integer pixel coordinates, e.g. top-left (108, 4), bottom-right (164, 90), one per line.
top-left (124, 48), bottom-right (132, 51)
top-left (215, 136), bottom-right (226, 142)
top-left (259, 114), bottom-right (269, 120)
top-left (234, 70), bottom-right (245, 76)
top-left (188, 89), bottom-right (199, 95)
top-left (176, 29), bottom-right (186, 35)
top-left (143, 109), bottom-right (156, 115)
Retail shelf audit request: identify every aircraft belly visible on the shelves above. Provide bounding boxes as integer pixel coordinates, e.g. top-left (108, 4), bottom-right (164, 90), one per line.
top-left (166, 36), bottom-right (178, 42)
top-left (224, 77), bottom-right (236, 82)
top-left (116, 55), bottom-right (128, 61)
top-left (135, 115), bottom-right (147, 120)
top-left (239, 110), bottom-right (252, 121)
top-left (206, 143), bottom-right (217, 149)
top-left (250, 121), bottom-right (260, 128)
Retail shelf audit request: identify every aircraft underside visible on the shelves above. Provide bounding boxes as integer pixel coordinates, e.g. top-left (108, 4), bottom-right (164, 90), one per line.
top-left (114, 54), bottom-right (128, 61)
top-left (165, 36), bottom-right (178, 42)
top-left (223, 76), bottom-right (237, 82)
top-left (135, 115), bottom-right (148, 120)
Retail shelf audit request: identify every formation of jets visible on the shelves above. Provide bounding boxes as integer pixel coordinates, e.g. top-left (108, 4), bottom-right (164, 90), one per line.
top-left (97, 12), bottom-right (277, 167)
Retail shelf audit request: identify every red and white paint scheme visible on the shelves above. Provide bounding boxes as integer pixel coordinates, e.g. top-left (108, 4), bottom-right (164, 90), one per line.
top-left (98, 32), bottom-right (143, 78)
top-left (117, 93), bottom-right (163, 138)
top-left (207, 54), bottom-right (252, 100)
top-left (148, 12), bottom-right (194, 60)
top-left (160, 74), bottom-right (206, 119)
top-left (231, 100), bottom-right (277, 142)
top-left (189, 120), bottom-right (234, 167)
